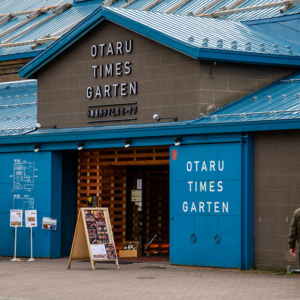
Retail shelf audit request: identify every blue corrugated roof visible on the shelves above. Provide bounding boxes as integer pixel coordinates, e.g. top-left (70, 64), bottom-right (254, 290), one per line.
top-left (109, 0), bottom-right (300, 21)
top-left (0, 80), bottom-right (37, 136)
top-left (175, 0), bottom-right (212, 15)
top-left (106, 7), bottom-right (300, 55)
top-left (19, 6), bottom-right (300, 80)
top-left (0, 0), bottom-right (70, 14)
top-left (0, 1), bottom-right (101, 59)
top-left (222, 2), bottom-right (300, 21)
top-left (193, 71), bottom-right (300, 124)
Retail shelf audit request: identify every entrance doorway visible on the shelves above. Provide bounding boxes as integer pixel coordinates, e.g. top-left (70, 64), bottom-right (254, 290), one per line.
top-left (76, 146), bottom-right (170, 257)
top-left (126, 166), bottom-right (169, 256)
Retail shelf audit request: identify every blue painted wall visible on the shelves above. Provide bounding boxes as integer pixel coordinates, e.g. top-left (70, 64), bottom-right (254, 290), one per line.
top-left (170, 139), bottom-right (253, 269)
top-left (0, 151), bottom-right (62, 258)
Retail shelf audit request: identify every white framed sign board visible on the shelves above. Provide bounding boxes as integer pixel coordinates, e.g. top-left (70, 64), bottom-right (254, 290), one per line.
top-left (25, 210), bottom-right (37, 227)
top-left (10, 210), bottom-right (22, 227)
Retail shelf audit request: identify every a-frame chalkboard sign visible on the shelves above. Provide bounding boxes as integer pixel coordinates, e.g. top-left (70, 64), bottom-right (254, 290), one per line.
top-left (68, 208), bottom-right (119, 270)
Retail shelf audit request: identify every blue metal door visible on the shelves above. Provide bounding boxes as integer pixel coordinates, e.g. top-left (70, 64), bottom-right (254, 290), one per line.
top-left (170, 141), bottom-right (250, 269)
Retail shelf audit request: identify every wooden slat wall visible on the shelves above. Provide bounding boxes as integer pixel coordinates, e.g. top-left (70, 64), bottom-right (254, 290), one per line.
top-left (0, 58), bottom-right (31, 82)
top-left (77, 146), bottom-right (169, 252)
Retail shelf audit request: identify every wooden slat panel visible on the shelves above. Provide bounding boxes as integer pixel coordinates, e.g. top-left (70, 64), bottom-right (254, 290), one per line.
top-left (77, 146), bottom-right (169, 254)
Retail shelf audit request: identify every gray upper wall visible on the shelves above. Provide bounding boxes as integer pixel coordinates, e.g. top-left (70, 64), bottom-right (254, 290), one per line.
top-left (37, 20), bottom-right (297, 128)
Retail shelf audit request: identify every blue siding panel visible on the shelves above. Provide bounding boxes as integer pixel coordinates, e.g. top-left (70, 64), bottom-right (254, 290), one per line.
top-left (0, 151), bottom-right (62, 258)
top-left (169, 141), bottom-right (253, 269)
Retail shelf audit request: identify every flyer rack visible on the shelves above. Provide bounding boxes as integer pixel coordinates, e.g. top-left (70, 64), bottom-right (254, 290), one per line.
top-left (68, 207), bottom-right (119, 270)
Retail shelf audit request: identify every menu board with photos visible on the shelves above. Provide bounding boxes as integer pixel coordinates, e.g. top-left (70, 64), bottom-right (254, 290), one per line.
top-left (68, 208), bottom-right (119, 270)
top-left (10, 209), bottom-right (23, 227)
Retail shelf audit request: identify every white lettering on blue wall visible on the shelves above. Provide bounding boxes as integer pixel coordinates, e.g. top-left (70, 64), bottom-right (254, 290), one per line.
top-left (183, 202), bottom-right (229, 213)
top-left (186, 160), bottom-right (224, 172)
top-left (187, 181), bottom-right (223, 192)
top-left (184, 159), bottom-right (228, 213)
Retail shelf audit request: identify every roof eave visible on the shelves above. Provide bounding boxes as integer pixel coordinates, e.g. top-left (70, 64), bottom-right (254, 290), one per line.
top-left (0, 118), bottom-right (300, 149)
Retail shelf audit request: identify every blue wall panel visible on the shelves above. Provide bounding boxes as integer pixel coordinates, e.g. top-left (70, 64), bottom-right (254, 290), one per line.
top-left (170, 141), bottom-right (252, 269)
top-left (0, 151), bottom-right (61, 258)
top-left (170, 215), bottom-right (195, 265)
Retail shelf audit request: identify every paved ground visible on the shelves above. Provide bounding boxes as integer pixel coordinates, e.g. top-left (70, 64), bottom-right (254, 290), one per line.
top-left (0, 257), bottom-right (299, 300)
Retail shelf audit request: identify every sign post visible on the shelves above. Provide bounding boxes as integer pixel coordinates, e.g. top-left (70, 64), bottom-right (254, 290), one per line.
top-left (25, 210), bottom-right (37, 262)
top-left (10, 209), bottom-right (22, 262)
top-left (68, 208), bottom-right (119, 270)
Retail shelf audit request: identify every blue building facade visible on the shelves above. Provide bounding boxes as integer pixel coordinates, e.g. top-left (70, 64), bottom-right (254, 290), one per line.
top-left (1, 0), bottom-right (300, 269)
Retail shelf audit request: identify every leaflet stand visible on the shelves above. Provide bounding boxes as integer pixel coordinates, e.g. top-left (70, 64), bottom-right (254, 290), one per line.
top-left (28, 227), bottom-right (35, 262)
top-left (11, 227), bottom-right (20, 262)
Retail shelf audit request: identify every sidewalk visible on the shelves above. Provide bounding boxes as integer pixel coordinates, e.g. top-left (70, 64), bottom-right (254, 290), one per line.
top-left (0, 257), bottom-right (299, 300)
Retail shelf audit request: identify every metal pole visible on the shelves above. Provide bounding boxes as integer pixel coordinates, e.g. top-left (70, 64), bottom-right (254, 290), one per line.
top-left (11, 227), bottom-right (20, 261)
top-left (28, 227), bottom-right (35, 262)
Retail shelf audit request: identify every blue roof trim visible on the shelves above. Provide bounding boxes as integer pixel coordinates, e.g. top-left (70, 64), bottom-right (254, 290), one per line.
top-left (19, 7), bottom-right (300, 79)
top-left (0, 118), bottom-right (300, 152)
top-left (0, 51), bottom-right (41, 62)
top-left (73, 0), bottom-right (103, 5)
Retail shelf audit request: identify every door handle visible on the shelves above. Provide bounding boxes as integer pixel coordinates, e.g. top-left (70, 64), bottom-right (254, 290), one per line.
top-left (190, 234), bottom-right (196, 243)
top-left (214, 234), bottom-right (220, 244)
top-left (12, 229), bottom-right (15, 237)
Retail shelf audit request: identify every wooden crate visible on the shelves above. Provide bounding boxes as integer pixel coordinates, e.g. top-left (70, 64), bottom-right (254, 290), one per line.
top-left (119, 241), bottom-right (141, 257)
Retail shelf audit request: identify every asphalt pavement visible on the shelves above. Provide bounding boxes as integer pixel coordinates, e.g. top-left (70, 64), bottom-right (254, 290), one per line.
top-left (0, 257), bottom-right (299, 300)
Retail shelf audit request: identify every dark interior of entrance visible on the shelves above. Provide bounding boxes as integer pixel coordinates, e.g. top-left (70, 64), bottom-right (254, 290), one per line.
top-left (60, 146), bottom-right (170, 258)
top-left (126, 166), bottom-right (169, 256)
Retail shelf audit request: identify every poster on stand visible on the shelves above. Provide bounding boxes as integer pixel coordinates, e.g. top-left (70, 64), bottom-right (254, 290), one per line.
top-left (105, 244), bottom-right (117, 259)
top-left (10, 210), bottom-right (23, 227)
top-left (42, 217), bottom-right (57, 230)
top-left (25, 210), bottom-right (37, 227)
top-left (91, 244), bottom-right (107, 259)
top-left (68, 208), bottom-right (119, 270)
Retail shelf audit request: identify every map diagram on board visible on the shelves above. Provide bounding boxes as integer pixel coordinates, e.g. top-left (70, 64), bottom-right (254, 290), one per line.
top-left (13, 195), bottom-right (34, 225)
top-left (9, 159), bottom-right (38, 225)
top-left (13, 195), bottom-right (34, 211)
top-left (13, 160), bottom-right (35, 190)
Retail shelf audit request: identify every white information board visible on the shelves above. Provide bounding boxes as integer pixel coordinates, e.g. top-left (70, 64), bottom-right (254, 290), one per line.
top-left (25, 210), bottom-right (37, 228)
top-left (10, 210), bottom-right (22, 227)
top-left (42, 217), bottom-right (57, 230)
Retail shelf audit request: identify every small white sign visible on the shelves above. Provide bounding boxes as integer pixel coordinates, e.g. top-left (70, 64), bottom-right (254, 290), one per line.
top-left (10, 209), bottom-right (22, 227)
top-left (137, 179), bottom-right (142, 189)
top-left (42, 217), bottom-right (57, 230)
top-left (25, 210), bottom-right (37, 228)
top-left (91, 244), bottom-right (107, 259)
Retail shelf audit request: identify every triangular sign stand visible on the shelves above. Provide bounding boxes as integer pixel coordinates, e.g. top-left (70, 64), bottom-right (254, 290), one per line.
top-left (68, 208), bottom-right (119, 270)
